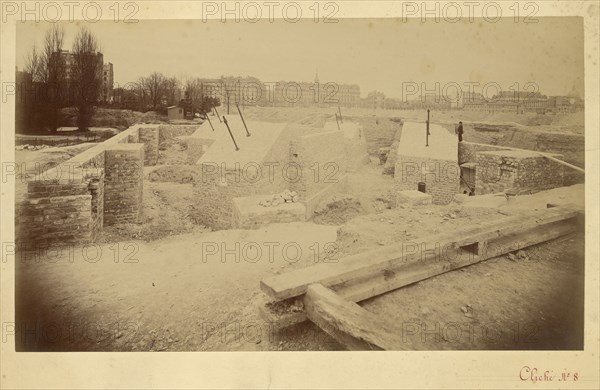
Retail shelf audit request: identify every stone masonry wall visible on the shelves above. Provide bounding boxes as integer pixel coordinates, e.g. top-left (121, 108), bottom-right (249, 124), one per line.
top-left (138, 126), bottom-right (160, 166)
top-left (103, 144), bottom-right (145, 225)
top-left (474, 152), bottom-right (565, 195)
top-left (516, 155), bottom-right (565, 190)
top-left (394, 155), bottom-right (460, 205)
top-left (458, 142), bottom-right (510, 165)
top-left (19, 176), bottom-right (98, 248)
top-left (463, 125), bottom-right (584, 185)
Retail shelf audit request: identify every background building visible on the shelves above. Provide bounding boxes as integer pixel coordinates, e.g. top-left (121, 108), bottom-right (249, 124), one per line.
top-left (102, 63), bottom-right (114, 103)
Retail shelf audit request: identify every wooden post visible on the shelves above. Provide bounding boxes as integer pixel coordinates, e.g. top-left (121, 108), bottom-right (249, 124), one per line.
top-left (205, 112), bottom-right (214, 131)
top-left (426, 109), bottom-right (430, 147)
top-left (236, 102), bottom-right (251, 137)
top-left (223, 116), bottom-right (239, 151)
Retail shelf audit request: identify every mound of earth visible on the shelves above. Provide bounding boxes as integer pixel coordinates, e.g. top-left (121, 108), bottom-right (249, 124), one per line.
top-left (312, 195), bottom-right (364, 225)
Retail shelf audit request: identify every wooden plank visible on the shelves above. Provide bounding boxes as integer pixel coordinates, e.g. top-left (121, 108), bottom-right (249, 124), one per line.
top-left (336, 219), bottom-right (577, 302)
top-left (261, 207), bottom-right (578, 300)
top-left (261, 216), bottom-right (578, 330)
top-left (304, 284), bottom-right (410, 351)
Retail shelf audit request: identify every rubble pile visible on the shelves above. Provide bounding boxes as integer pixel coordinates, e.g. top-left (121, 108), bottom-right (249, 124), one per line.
top-left (259, 189), bottom-right (299, 207)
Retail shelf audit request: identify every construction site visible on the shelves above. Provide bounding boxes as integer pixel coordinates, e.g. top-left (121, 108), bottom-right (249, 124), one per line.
top-left (13, 105), bottom-right (585, 352)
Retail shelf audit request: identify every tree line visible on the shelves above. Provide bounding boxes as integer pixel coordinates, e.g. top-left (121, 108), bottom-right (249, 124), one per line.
top-left (17, 27), bottom-right (220, 134)
top-left (112, 74), bottom-right (220, 116)
top-left (19, 25), bottom-right (102, 133)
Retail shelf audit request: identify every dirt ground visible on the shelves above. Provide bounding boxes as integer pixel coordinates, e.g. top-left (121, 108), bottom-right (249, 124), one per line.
top-left (14, 160), bottom-right (585, 351)
top-left (13, 107), bottom-right (586, 351)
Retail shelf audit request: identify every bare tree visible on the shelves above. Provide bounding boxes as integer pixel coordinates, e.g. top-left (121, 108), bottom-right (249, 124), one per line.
top-left (184, 78), bottom-right (204, 111)
top-left (23, 45), bottom-right (43, 82)
top-left (141, 72), bottom-right (167, 110)
top-left (72, 27), bottom-right (101, 130)
top-left (42, 24), bottom-right (65, 83)
top-left (164, 76), bottom-right (181, 107)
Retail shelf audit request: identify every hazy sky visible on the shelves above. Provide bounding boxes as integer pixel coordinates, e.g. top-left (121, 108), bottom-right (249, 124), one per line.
top-left (16, 17), bottom-right (584, 98)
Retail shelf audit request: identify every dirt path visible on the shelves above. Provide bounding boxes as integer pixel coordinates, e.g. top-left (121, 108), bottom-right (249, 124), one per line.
top-left (15, 222), bottom-right (338, 351)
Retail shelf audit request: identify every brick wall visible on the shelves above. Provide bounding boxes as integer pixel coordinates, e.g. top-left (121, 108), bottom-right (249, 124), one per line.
top-left (103, 144), bottom-right (145, 225)
top-left (394, 155), bottom-right (460, 204)
top-left (18, 172), bottom-right (103, 248)
top-left (18, 123), bottom-right (202, 246)
top-left (138, 126), bottom-right (160, 166)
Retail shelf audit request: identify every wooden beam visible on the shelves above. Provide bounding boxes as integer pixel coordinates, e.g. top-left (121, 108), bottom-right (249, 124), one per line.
top-left (260, 209), bottom-right (579, 330)
top-left (261, 207), bottom-right (579, 300)
top-left (336, 219), bottom-right (577, 302)
top-left (304, 284), bottom-right (410, 351)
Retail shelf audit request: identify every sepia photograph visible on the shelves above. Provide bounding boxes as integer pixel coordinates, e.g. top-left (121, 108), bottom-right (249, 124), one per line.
top-left (1, 1), bottom-right (598, 389)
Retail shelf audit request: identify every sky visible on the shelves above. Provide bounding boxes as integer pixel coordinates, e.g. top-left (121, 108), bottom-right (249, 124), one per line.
top-left (16, 17), bottom-right (584, 99)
